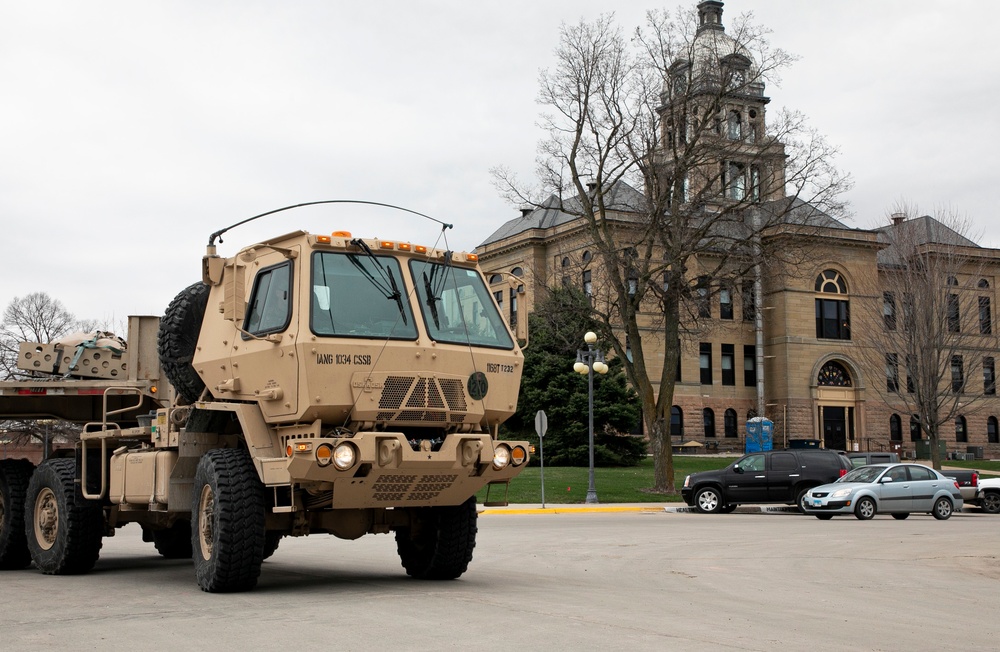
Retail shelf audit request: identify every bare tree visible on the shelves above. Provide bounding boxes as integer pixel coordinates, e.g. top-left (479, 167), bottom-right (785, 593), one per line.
top-left (855, 207), bottom-right (996, 469)
top-left (493, 5), bottom-right (850, 492)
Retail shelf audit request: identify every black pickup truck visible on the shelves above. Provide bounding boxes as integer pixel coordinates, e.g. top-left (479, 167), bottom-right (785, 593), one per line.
top-left (941, 469), bottom-right (979, 507)
top-left (681, 449), bottom-right (852, 513)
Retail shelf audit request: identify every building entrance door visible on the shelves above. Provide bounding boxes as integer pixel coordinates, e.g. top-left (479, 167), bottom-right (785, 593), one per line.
top-left (822, 406), bottom-right (847, 450)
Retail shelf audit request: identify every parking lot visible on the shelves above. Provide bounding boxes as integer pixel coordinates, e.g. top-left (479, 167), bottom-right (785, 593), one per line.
top-left (2, 508), bottom-right (999, 651)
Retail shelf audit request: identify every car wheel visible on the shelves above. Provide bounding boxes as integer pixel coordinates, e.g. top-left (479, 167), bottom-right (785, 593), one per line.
top-left (815, 514), bottom-right (834, 520)
top-left (932, 497), bottom-right (953, 520)
top-left (795, 488), bottom-right (811, 514)
top-left (854, 497), bottom-right (876, 520)
top-left (980, 491), bottom-right (1000, 514)
top-left (694, 487), bottom-right (723, 514)
top-left (891, 513), bottom-right (909, 520)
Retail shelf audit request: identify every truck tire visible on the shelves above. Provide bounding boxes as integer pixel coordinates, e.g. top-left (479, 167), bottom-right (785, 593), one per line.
top-left (152, 520), bottom-right (193, 559)
top-left (24, 459), bottom-right (104, 574)
top-left (191, 448), bottom-right (266, 592)
top-left (395, 496), bottom-right (477, 580)
top-left (262, 531), bottom-right (283, 560)
top-left (980, 490), bottom-right (1000, 514)
top-left (159, 282), bottom-right (210, 404)
top-left (694, 486), bottom-right (723, 514)
top-left (0, 459), bottom-right (35, 570)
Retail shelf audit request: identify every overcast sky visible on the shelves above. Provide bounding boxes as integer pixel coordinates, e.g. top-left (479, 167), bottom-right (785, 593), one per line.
top-left (2, 0), bottom-right (998, 327)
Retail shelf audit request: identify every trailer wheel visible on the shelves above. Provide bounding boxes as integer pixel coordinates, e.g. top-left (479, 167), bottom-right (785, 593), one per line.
top-left (191, 449), bottom-right (265, 592)
top-left (153, 520), bottom-right (193, 559)
top-left (25, 459), bottom-right (104, 575)
top-left (395, 496), bottom-right (477, 580)
top-left (158, 282), bottom-right (210, 403)
top-left (0, 459), bottom-right (35, 570)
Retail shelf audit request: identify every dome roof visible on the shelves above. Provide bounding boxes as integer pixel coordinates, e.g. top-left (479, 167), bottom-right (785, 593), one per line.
top-left (663, 1), bottom-right (759, 96)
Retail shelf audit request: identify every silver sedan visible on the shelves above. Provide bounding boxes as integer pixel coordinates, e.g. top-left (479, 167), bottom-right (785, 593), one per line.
top-left (803, 463), bottom-right (963, 520)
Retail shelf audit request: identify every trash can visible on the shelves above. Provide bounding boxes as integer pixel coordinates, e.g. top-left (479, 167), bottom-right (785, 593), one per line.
top-left (967, 446), bottom-right (985, 460)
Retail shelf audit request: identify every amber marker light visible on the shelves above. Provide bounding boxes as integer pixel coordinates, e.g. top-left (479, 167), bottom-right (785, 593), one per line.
top-left (294, 442), bottom-right (312, 453)
top-left (397, 242), bottom-right (411, 251)
top-left (316, 443), bottom-right (333, 467)
top-left (510, 446), bottom-right (527, 466)
top-left (315, 235), bottom-right (332, 244)
top-left (379, 240), bottom-right (395, 249)
top-left (332, 231), bottom-right (352, 238)
top-left (466, 253), bottom-right (479, 262)
top-left (414, 245), bottom-right (428, 254)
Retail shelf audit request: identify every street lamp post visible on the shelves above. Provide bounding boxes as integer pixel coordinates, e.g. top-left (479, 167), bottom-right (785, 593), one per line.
top-left (573, 331), bottom-right (608, 504)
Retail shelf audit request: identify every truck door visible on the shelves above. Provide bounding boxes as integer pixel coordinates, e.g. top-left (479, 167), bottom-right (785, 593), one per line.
top-left (230, 250), bottom-right (300, 418)
top-left (766, 452), bottom-right (800, 501)
top-left (725, 453), bottom-right (769, 503)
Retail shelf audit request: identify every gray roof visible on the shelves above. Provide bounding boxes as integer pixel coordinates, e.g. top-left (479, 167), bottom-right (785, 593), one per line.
top-left (875, 215), bottom-right (979, 265)
top-left (478, 182), bottom-right (648, 248)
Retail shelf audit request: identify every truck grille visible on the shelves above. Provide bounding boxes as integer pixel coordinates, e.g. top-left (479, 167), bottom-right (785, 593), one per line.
top-left (374, 376), bottom-right (468, 423)
top-left (372, 473), bottom-right (459, 502)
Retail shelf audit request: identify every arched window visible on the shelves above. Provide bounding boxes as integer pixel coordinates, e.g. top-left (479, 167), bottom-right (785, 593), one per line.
top-left (582, 250), bottom-right (592, 263)
top-left (703, 408), bottom-right (716, 438)
top-left (561, 257), bottom-right (570, 268)
top-left (956, 416), bottom-right (968, 443)
top-left (910, 415), bottom-right (921, 442)
top-left (988, 416), bottom-right (999, 444)
top-left (815, 270), bottom-right (850, 340)
top-left (724, 408), bottom-right (738, 438)
top-left (510, 267), bottom-right (524, 277)
top-left (947, 276), bottom-right (959, 286)
top-left (489, 274), bottom-right (503, 285)
top-left (670, 406), bottom-right (683, 436)
top-left (727, 110), bottom-right (741, 140)
top-left (817, 361), bottom-right (852, 387)
top-left (978, 278), bottom-right (990, 289)
top-left (889, 414), bottom-right (902, 441)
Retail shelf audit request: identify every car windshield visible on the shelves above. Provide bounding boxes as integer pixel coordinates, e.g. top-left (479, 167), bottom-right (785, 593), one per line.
top-left (839, 466), bottom-right (885, 483)
top-left (409, 260), bottom-right (514, 349)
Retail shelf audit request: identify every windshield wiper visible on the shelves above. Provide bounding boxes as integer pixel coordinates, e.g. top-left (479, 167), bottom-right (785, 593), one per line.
top-left (423, 271), bottom-right (440, 330)
top-left (348, 239), bottom-right (408, 325)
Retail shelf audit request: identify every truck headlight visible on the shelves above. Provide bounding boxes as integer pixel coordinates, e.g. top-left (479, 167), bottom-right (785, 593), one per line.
top-left (333, 443), bottom-right (357, 470)
top-left (493, 445), bottom-right (511, 470)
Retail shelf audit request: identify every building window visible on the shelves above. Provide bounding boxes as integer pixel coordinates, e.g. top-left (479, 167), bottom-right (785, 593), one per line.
top-left (703, 408), bottom-right (716, 438)
top-left (742, 279), bottom-right (756, 321)
top-left (952, 355), bottom-right (964, 393)
top-left (985, 357), bottom-right (996, 395)
top-left (696, 276), bottom-right (711, 318)
top-left (628, 270), bottom-right (638, 297)
top-left (956, 416), bottom-right (968, 443)
top-left (727, 110), bottom-right (741, 140)
top-left (670, 406), bottom-right (683, 436)
top-left (889, 414), bottom-right (902, 442)
top-left (724, 408), bottom-right (738, 438)
top-left (885, 353), bottom-right (899, 393)
top-left (988, 416), bottom-right (999, 444)
top-left (947, 294), bottom-right (960, 332)
top-left (749, 165), bottom-right (761, 202)
top-left (817, 361), bottom-right (852, 387)
top-left (625, 336), bottom-right (633, 363)
top-left (719, 286), bottom-right (733, 319)
top-left (883, 292), bottom-right (897, 330)
top-left (700, 342), bottom-right (713, 385)
top-left (725, 161), bottom-right (745, 200)
top-left (905, 355), bottom-right (915, 393)
top-left (511, 267), bottom-right (523, 278)
top-left (743, 344), bottom-right (757, 387)
top-left (721, 344), bottom-right (735, 386)
top-left (980, 296), bottom-right (992, 334)
top-left (675, 339), bottom-right (682, 381)
top-left (493, 290), bottom-right (503, 310)
top-left (509, 286), bottom-right (521, 328)
top-left (815, 270), bottom-right (850, 340)
top-left (561, 257), bottom-right (570, 268)
top-left (489, 274), bottom-right (503, 285)
top-left (583, 269), bottom-right (592, 298)
top-left (910, 415), bottom-right (921, 442)
top-left (582, 251), bottom-right (592, 263)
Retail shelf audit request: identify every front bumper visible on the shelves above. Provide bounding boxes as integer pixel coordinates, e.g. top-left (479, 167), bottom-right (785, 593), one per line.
top-left (280, 432), bottom-right (530, 508)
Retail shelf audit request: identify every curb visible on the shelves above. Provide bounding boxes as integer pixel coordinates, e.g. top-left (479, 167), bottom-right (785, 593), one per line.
top-left (480, 504), bottom-right (802, 515)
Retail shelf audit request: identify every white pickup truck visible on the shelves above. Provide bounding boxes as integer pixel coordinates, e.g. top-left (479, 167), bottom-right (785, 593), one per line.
top-left (975, 477), bottom-right (1000, 513)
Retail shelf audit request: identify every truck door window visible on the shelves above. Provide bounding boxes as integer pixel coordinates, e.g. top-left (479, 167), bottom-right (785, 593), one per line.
top-left (245, 261), bottom-right (292, 335)
top-left (770, 453), bottom-right (797, 471)
top-left (739, 454), bottom-right (765, 472)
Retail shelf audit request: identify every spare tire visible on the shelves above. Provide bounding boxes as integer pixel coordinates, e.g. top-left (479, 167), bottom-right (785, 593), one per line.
top-left (158, 282), bottom-right (210, 403)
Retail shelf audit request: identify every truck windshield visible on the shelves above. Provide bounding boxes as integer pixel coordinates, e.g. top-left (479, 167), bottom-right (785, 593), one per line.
top-left (410, 260), bottom-right (514, 349)
top-left (310, 252), bottom-right (418, 339)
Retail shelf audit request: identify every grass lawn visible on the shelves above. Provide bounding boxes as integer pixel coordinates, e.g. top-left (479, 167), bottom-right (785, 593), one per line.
top-left (942, 459), bottom-right (1000, 475)
top-left (476, 455), bottom-right (739, 504)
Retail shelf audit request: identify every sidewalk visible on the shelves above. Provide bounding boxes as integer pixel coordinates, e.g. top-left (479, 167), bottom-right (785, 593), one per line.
top-left (479, 503), bottom-right (800, 515)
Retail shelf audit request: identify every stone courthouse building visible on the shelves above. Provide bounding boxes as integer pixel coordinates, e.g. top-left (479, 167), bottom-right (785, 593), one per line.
top-left (477, 1), bottom-right (1000, 457)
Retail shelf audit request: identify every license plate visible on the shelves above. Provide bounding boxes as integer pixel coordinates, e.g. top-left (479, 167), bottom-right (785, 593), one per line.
top-left (812, 499), bottom-right (822, 507)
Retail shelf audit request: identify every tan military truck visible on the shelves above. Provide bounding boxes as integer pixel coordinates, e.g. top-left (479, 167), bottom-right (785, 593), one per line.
top-left (0, 221), bottom-right (529, 592)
